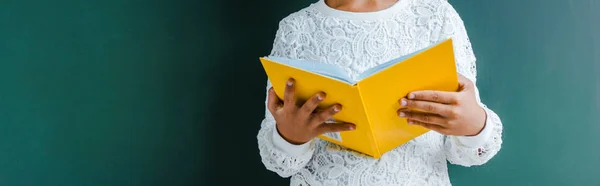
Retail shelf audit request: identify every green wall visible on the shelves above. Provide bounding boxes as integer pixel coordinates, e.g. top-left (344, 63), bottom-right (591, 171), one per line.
top-left (0, 0), bottom-right (598, 185)
top-left (448, 0), bottom-right (600, 185)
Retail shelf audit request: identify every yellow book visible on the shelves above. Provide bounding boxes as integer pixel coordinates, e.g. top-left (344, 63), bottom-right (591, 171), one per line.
top-left (259, 39), bottom-right (459, 158)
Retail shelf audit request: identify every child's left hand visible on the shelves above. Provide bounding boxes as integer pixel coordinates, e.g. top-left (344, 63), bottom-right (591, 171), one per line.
top-left (397, 74), bottom-right (487, 136)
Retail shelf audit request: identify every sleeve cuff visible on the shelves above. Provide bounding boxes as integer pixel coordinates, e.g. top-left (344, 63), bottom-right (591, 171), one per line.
top-left (271, 124), bottom-right (313, 157)
top-left (455, 108), bottom-right (494, 148)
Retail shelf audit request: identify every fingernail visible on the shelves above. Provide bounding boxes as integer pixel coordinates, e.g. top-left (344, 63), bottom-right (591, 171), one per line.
top-left (333, 106), bottom-right (340, 112)
top-left (408, 120), bottom-right (414, 124)
top-left (401, 99), bottom-right (407, 106)
top-left (287, 80), bottom-right (293, 86)
top-left (399, 112), bottom-right (405, 117)
top-left (408, 93), bottom-right (415, 99)
top-left (349, 125), bottom-right (355, 130)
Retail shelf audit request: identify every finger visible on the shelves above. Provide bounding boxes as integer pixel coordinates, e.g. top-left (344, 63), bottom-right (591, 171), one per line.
top-left (300, 92), bottom-right (325, 116)
top-left (267, 87), bottom-right (282, 114)
top-left (316, 122), bottom-right (356, 134)
top-left (408, 119), bottom-right (449, 134)
top-left (400, 98), bottom-right (455, 117)
top-left (312, 104), bottom-right (342, 126)
top-left (398, 110), bottom-right (447, 126)
top-left (283, 78), bottom-right (297, 111)
top-left (407, 90), bottom-right (458, 104)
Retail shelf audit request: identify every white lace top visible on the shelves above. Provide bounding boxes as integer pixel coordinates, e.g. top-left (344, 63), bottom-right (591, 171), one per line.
top-left (257, 0), bottom-right (504, 185)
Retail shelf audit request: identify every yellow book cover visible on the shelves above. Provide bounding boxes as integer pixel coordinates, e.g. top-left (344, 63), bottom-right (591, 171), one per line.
top-left (259, 39), bottom-right (459, 158)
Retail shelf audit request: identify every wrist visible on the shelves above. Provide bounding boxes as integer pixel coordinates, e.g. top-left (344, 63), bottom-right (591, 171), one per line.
top-left (275, 123), bottom-right (309, 145)
top-left (455, 107), bottom-right (494, 148)
top-left (271, 124), bottom-right (313, 156)
top-left (466, 106), bottom-right (487, 136)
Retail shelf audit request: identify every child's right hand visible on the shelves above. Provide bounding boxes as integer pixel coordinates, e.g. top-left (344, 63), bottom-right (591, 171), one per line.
top-left (267, 78), bottom-right (356, 145)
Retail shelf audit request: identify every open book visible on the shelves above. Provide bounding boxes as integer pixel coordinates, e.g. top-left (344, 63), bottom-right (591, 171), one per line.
top-left (259, 39), bottom-right (459, 158)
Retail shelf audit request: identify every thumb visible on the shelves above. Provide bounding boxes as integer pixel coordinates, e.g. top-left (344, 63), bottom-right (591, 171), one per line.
top-left (457, 74), bottom-right (473, 91)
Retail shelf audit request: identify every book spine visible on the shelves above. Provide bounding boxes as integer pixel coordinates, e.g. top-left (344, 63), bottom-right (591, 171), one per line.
top-left (356, 84), bottom-right (382, 158)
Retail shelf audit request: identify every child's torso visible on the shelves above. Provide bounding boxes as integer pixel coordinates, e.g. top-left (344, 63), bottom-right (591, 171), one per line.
top-left (272, 0), bottom-right (455, 185)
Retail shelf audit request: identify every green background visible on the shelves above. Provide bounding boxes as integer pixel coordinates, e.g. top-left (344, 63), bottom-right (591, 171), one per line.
top-left (0, 0), bottom-right (598, 185)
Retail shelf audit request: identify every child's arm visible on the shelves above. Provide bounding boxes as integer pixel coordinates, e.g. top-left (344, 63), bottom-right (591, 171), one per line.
top-left (257, 79), bottom-right (316, 177)
top-left (398, 1), bottom-right (503, 166)
top-left (256, 19), bottom-right (315, 177)
top-left (440, 2), bottom-right (503, 166)
top-left (444, 85), bottom-right (504, 167)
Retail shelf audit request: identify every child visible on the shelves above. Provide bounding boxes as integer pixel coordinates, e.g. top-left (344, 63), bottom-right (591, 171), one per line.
top-left (257, 0), bottom-right (503, 185)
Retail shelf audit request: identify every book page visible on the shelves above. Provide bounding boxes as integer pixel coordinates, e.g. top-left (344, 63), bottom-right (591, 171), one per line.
top-left (266, 56), bottom-right (353, 84)
top-left (357, 42), bottom-right (439, 82)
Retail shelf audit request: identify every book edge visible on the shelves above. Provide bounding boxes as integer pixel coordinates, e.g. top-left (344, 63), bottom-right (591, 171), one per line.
top-left (356, 38), bottom-right (453, 84)
top-left (260, 57), bottom-right (355, 85)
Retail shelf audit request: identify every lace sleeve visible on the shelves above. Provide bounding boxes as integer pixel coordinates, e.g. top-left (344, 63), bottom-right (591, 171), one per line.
top-left (438, 1), bottom-right (504, 166)
top-left (256, 19), bottom-right (315, 177)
